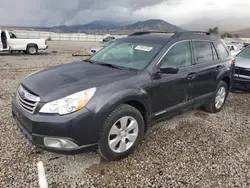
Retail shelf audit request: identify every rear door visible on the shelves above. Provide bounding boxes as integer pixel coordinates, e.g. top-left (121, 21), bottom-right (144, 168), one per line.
top-left (213, 41), bottom-right (232, 85)
top-left (189, 40), bottom-right (216, 105)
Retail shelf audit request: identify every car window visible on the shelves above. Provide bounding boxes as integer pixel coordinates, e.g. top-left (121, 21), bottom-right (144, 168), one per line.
top-left (237, 47), bottom-right (250, 58)
top-left (9, 32), bottom-right (17, 39)
top-left (160, 41), bottom-right (191, 68)
top-left (214, 42), bottom-right (229, 59)
top-left (211, 43), bottom-right (219, 60)
top-left (90, 41), bottom-right (163, 70)
top-left (193, 41), bottom-right (213, 63)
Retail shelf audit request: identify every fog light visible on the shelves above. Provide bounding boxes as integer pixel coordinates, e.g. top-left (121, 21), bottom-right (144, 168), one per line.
top-left (44, 137), bottom-right (78, 149)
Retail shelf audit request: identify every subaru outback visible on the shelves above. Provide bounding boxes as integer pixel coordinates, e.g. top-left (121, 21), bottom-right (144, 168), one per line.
top-left (12, 31), bottom-right (235, 161)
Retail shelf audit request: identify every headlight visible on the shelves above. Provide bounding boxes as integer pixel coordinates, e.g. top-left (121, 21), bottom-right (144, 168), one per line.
top-left (39, 88), bottom-right (96, 115)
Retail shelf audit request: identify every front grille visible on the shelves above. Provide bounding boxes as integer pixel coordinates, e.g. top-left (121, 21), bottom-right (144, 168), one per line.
top-left (235, 67), bottom-right (250, 76)
top-left (16, 85), bottom-right (40, 114)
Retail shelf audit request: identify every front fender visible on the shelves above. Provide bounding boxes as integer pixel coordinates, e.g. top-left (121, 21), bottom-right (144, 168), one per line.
top-left (88, 87), bottom-right (150, 115)
top-left (85, 87), bottom-right (151, 135)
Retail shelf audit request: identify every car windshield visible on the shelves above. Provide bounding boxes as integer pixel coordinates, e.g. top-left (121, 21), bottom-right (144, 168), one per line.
top-left (237, 48), bottom-right (250, 58)
top-left (90, 41), bottom-right (163, 70)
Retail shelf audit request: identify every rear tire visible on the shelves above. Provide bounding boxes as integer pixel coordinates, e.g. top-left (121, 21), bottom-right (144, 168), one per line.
top-left (98, 104), bottom-right (144, 161)
top-left (204, 81), bottom-right (228, 113)
top-left (27, 45), bottom-right (38, 55)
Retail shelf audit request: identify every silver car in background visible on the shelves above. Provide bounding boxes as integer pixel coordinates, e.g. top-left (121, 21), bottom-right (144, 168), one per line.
top-left (233, 46), bottom-right (250, 91)
top-left (88, 40), bottom-right (115, 56)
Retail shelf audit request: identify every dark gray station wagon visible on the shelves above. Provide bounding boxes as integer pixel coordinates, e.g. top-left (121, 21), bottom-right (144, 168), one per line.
top-left (12, 31), bottom-right (235, 161)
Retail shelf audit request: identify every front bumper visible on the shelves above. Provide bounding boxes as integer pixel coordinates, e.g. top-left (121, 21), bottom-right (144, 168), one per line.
top-left (233, 76), bottom-right (250, 90)
top-left (11, 98), bottom-right (99, 153)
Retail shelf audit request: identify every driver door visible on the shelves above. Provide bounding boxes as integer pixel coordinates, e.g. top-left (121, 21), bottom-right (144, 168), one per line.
top-left (151, 41), bottom-right (194, 120)
top-left (0, 30), bottom-right (9, 50)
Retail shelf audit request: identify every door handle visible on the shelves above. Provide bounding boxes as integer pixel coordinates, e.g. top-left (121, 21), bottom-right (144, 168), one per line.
top-left (216, 65), bottom-right (222, 71)
top-left (187, 73), bottom-right (196, 80)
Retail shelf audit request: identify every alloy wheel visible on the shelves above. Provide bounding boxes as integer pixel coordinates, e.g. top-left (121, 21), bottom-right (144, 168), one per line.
top-left (108, 116), bottom-right (139, 153)
top-left (215, 86), bottom-right (226, 109)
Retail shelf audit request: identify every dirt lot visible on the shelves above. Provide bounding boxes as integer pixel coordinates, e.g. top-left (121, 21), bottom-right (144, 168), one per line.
top-left (0, 41), bottom-right (250, 188)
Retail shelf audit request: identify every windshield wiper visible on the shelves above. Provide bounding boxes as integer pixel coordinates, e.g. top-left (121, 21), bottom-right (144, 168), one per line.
top-left (84, 59), bottom-right (94, 64)
top-left (97, 63), bottom-right (122, 70)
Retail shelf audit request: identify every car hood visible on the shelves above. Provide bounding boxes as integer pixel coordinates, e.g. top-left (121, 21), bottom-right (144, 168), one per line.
top-left (235, 56), bottom-right (250, 68)
top-left (21, 61), bottom-right (137, 102)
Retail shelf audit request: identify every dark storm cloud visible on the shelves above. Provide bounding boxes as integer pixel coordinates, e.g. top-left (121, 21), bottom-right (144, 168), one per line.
top-left (0, 0), bottom-right (249, 30)
top-left (41, 0), bottom-right (166, 25)
top-left (0, 0), bottom-right (175, 26)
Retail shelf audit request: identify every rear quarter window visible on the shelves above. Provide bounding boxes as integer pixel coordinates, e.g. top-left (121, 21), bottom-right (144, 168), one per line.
top-left (193, 41), bottom-right (213, 63)
top-left (214, 42), bottom-right (229, 59)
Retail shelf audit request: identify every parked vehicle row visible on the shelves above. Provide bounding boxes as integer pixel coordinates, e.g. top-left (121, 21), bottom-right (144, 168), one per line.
top-left (103, 36), bottom-right (116, 43)
top-left (11, 31), bottom-right (246, 161)
top-left (226, 43), bottom-right (241, 56)
top-left (0, 30), bottom-right (48, 55)
top-left (233, 46), bottom-right (250, 90)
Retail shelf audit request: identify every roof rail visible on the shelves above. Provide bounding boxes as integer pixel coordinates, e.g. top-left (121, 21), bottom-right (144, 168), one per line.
top-left (172, 31), bottom-right (220, 38)
top-left (128, 31), bottom-right (221, 38)
top-left (128, 31), bottom-right (175, 36)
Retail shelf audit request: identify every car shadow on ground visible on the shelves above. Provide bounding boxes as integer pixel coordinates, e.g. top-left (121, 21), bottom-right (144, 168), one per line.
top-left (0, 52), bottom-right (50, 56)
top-left (230, 88), bottom-right (250, 94)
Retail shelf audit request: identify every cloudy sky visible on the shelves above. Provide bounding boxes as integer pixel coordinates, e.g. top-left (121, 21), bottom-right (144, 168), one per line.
top-left (1, 0), bottom-right (250, 30)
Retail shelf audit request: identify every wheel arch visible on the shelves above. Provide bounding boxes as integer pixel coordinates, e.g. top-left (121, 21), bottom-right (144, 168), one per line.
top-left (26, 43), bottom-right (38, 50)
top-left (89, 90), bottom-right (151, 134)
top-left (123, 100), bottom-right (149, 130)
top-left (221, 76), bottom-right (231, 90)
top-left (104, 96), bottom-right (150, 127)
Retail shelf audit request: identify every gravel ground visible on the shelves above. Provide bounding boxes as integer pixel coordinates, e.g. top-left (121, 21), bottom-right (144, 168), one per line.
top-left (0, 41), bottom-right (250, 188)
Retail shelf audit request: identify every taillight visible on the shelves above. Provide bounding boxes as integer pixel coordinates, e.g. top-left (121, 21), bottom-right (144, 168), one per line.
top-left (232, 59), bottom-right (236, 65)
top-left (45, 40), bottom-right (48, 45)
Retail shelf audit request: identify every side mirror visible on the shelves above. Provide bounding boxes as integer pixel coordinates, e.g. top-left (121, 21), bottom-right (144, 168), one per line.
top-left (159, 65), bottom-right (179, 74)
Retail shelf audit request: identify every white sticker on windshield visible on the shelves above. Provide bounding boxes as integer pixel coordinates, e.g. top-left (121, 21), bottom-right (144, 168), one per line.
top-left (135, 45), bottom-right (153, 52)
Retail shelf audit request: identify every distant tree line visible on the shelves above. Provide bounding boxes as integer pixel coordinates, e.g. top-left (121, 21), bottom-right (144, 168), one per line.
top-left (208, 26), bottom-right (240, 38)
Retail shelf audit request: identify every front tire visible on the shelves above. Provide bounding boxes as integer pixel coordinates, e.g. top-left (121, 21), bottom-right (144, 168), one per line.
top-left (98, 104), bottom-right (144, 161)
top-left (204, 81), bottom-right (228, 113)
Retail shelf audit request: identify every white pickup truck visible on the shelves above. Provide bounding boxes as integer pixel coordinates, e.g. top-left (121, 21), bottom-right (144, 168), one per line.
top-left (0, 30), bottom-right (48, 55)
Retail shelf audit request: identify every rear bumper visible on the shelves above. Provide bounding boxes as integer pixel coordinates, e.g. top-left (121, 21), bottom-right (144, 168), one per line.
top-left (39, 45), bottom-right (48, 50)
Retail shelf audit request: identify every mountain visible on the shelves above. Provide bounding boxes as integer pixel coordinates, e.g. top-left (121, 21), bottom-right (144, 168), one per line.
top-left (50, 19), bottom-right (183, 32)
top-left (124, 19), bottom-right (183, 32)
top-left (231, 28), bottom-right (250, 38)
top-left (181, 18), bottom-right (250, 32)
top-left (4, 19), bottom-right (183, 33)
top-left (51, 20), bottom-right (119, 31)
